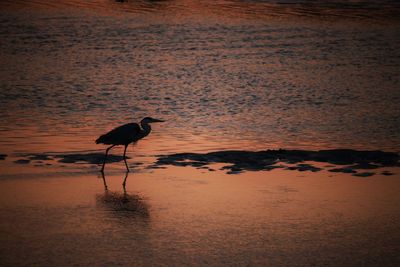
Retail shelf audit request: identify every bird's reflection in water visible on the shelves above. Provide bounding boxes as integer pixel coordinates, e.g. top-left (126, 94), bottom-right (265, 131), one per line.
top-left (97, 171), bottom-right (149, 220)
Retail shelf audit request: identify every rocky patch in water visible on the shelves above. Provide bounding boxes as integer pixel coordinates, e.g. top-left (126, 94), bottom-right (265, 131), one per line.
top-left (7, 149), bottom-right (399, 176)
top-left (151, 149), bottom-right (400, 175)
top-left (12, 152), bottom-right (134, 167)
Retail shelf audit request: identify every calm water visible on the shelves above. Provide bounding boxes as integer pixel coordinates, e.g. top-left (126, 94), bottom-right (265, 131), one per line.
top-left (0, 0), bottom-right (400, 156)
top-left (1, 1), bottom-right (400, 266)
top-left (1, 169), bottom-right (400, 266)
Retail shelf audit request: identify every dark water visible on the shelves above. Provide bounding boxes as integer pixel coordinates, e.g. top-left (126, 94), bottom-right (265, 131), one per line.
top-left (0, 0), bottom-right (399, 156)
top-left (3, 1), bottom-right (400, 20)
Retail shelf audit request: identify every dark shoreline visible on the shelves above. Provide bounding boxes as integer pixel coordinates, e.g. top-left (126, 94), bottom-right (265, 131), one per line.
top-left (7, 149), bottom-right (399, 176)
top-left (152, 149), bottom-right (400, 175)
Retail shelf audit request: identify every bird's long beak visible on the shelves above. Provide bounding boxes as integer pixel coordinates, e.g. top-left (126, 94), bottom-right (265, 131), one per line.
top-left (153, 118), bottom-right (165, 122)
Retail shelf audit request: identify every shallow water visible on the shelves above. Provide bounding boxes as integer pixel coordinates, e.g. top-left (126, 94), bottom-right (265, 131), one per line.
top-left (0, 168), bottom-right (399, 266)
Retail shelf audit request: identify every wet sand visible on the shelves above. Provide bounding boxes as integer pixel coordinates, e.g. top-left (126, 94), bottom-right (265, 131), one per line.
top-left (0, 163), bottom-right (399, 266)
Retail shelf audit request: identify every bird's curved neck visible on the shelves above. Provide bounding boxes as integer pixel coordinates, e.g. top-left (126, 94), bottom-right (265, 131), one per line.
top-left (140, 121), bottom-right (151, 136)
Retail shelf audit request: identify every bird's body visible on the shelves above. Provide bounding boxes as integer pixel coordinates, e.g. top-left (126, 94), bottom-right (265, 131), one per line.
top-left (96, 123), bottom-right (143, 146)
top-left (96, 117), bottom-right (164, 172)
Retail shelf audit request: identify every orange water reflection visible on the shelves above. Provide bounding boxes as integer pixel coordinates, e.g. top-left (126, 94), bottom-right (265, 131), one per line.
top-left (0, 166), bottom-right (399, 265)
top-left (1, 1), bottom-right (400, 156)
top-left (1, 1), bottom-right (399, 264)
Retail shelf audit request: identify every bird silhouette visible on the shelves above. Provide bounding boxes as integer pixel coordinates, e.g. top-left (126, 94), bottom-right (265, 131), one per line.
top-left (96, 117), bottom-right (164, 172)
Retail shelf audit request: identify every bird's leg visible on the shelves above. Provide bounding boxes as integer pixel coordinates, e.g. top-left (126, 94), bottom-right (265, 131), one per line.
top-left (101, 171), bottom-right (108, 191)
top-left (101, 145), bottom-right (115, 172)
top-left (122, 171), bottom-right (129, 189)
top-left (123, 144), bottom-right (130, 172)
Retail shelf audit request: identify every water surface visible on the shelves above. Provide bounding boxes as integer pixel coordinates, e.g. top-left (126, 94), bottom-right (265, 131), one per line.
top-left (1, 0), bottom-right (399, 156)
top-left (1, 1), bottom-right (400, 266)
top-left (1, 168), bottom-right (399, 266)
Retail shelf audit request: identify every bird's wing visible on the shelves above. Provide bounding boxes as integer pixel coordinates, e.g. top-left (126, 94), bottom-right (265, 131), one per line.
top-left (96, 123), bottom-right (141, 145)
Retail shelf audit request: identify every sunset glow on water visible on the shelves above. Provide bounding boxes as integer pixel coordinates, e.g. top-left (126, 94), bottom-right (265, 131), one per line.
top-left (1, 1), bottom-right (399, 266)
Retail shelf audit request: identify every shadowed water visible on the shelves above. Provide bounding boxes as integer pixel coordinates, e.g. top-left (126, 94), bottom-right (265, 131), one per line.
top-left (2, 0), bottom-right (400, 20)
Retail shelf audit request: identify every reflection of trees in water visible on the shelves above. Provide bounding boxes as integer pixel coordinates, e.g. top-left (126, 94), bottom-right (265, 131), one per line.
top-left (97, 172), bottom-right (150, 220)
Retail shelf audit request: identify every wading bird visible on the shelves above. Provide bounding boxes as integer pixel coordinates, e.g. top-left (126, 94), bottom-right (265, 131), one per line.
top-left (96, 117), bottom-right (164, 172)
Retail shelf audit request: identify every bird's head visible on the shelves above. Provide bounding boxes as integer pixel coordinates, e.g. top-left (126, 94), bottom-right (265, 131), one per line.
top-left (141, 117), bottom-right (165, 124)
